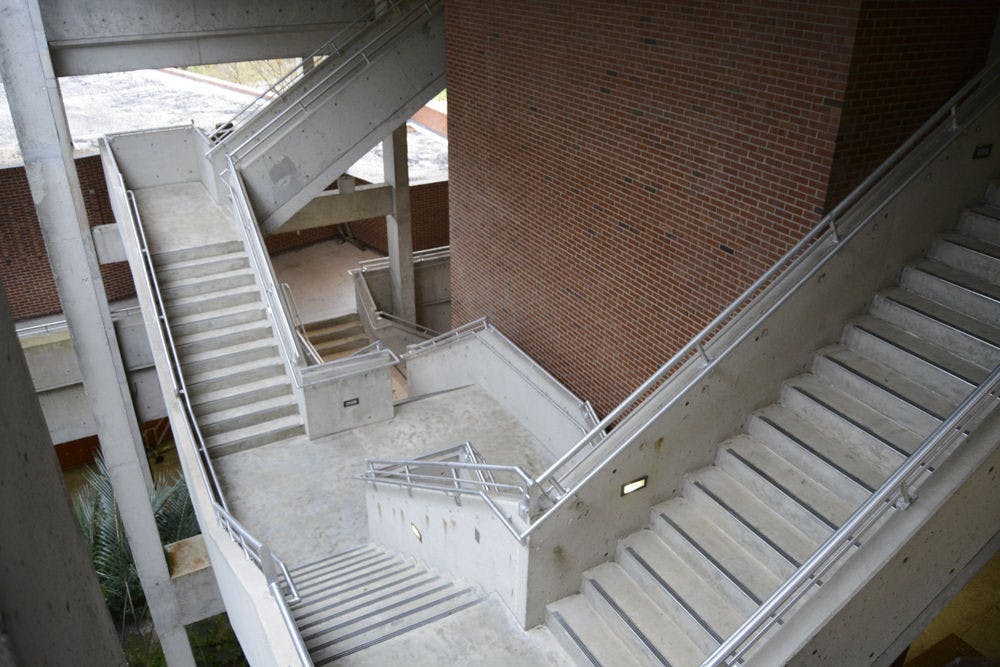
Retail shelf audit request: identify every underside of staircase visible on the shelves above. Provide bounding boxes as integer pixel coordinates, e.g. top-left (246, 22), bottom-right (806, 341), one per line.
top-left (152, 240), bottom-right (304, 457)
top-left (544, 190), bottom-right (1000, 665)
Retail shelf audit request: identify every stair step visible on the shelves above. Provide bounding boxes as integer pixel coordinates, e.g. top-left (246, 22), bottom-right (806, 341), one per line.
top-left (902, 260), bottom-right (1000, 329)
top-left (165, 284), bottom-right (261, 318)
top-left (293, 551), bottom-right (402, 595)
top-left (292, 563), bottom-right (424, 621)
top-left (619, 529), bottom-right (749, 647)
top-left (749, 405), bottom-right (884, 499)
top-left (181, 337), bottom-right (278, 376)
top-left (654, 497), bottom-right (784, 605)
top-left (160, 267), bottom-right (256, 299)
top-left (190, 374), bottom-right (293, 415)
top-left (956, 205), bottom-right (1000, 245)
top-left (290, 545), bottom-right (380, 577)
top-left (582, 562), bottom-right (705, 666)
top-left (186, 356), bottom-right (286, 394)
top-left (205, 413), bottom-right (304, 457)
top-left (721, 435), bottom-right (852, 532)
top-left (199, 394), bottom-right (299, 437)
top-left (844, 314), bottom-right (986, 403)
top-left (176, 318), bottom-right (274, 355)
top-left (871, 289), bottom-right (1000, 370)
top-left (151, 239), bottom-right (244, 266)
top-left (546, 595), bottom-right (642, 667)
top-left (929, 233), bottom-right (1000, 284)
top-left (170, 301), bottom-right (266, 337)
top-left (156, 250), bottom-right (249, 282)
top-left (306, 317), bottom-right (366, 343)
top-left (814, 345), bottom-right (954, 435)
top-left (314, 333), bottom-right (370, 355)
top-left (782, 373), bottom-right (920, 461)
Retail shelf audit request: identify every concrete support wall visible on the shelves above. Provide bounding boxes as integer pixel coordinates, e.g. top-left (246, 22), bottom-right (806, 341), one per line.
top-left (0, 3), bottom-right (194, 662)
top-left (384, 125), bottom-right (416, 322)
top-left (0, 281), bottom-right (124, 667)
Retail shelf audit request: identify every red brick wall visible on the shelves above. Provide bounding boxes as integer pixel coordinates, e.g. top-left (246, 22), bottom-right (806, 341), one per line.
top-left (447, 1), bottom-right (859, 414)
top-left (0, 155), bottom-right (135, 321)
top-left (825, 0), bottom-right (999, 209)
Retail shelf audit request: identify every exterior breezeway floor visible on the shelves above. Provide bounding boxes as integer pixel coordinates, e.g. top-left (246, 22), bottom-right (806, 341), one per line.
top-left (215, 384), bottom-right (555, 568)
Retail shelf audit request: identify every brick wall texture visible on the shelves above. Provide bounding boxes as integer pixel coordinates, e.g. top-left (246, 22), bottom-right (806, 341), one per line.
top-left (1, 155), bottom-right (449, 320)
top-left (446, 0), bottom-right (996, 415)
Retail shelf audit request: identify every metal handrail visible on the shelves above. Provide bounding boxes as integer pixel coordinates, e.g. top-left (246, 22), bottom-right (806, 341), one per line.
top-left (15, 304), bottom-right (142, 337)
top-left (374, 311), bottom-right (440, 337)
top-left (357, 245), bottom-right (451, 272)
top-left (404, 316), bottom-right (489, 355)
top-left (704, 363), bottom-right (1000, 666)
top-left (106, 149), bottom-right (307, 662)
top-left (281, 282), bottom-right (324, 366)
top-left (209, 1), bottom-right (399, 144)
top-left (227, 0), bottom-right (440, 164)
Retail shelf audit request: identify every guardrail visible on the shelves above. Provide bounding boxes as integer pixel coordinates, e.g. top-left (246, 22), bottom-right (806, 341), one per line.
top-left (356, 245), bottom-right (451, 273)
top-left (15, 304), bottom-right (143, 337)
top-left (103, 139), bottom-right (311, 665)
top-left (227, 0), bottom-right (442, 165)
top-left (281, 282), bottom-right (324, 366)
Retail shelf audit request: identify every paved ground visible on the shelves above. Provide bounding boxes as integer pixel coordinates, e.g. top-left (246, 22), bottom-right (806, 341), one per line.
top-left (272, 239), bottom-right (381, 323)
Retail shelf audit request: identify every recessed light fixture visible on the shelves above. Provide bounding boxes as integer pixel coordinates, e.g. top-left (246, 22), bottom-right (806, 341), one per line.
top-left (621, 476), bottom-right (648, 496)
top-left (410, 523), bottom-right (422, 542)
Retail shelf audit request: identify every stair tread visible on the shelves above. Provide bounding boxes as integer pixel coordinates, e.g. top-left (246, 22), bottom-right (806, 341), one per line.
top-left (690, 467), bottom-right (821, 569)
top-left (180, 336), bottom-right (277, 365)
top-left (785, 372), bottom-right (923, 458)
top-left (197, 393), bottom-right (299, 427)
top-left (170, 300), bottom-right (265, 326)
top-left (727, 435), bottom-right (855, 528)
top-left (185, 354), bottom-right (285, 386)
top-left (849, 314), bottom-right (990, 387)
top-left (314, 333), bottom-right (369, 351)
top-left (912, 259), bottom-right (1000, 307)
top-left (165, 283), bottom-right (261, 306)
top-left (584, 562), bottom-right (706, 666)
top-left (880, 288), bottom-right (1000, 350)
top-left (160, 266), bottom-right (256, 291)
top-left (936, 232), bottom-right (1000, 261)
top-left (621, 529), bottom-right (750, 639)
top-left (205, 413), bottom-right (303, 448)
top-left (190, 374), bottom-right (292, 407)
top-left (176, 318), bottom-right (273, 348)
top-left (547, 595), bottom-right (643, 666)
top-left (153, 248), bottom-right (248, 271)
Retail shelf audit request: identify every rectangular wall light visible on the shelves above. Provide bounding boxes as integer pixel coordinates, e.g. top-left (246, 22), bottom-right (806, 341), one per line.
top-left (410, 523), bottom-right (422, 542)
top-left (621, 476), bottom-right (648, 496)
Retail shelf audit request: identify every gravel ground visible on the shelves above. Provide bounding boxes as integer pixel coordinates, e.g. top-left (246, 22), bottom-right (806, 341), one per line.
top-left (0, 68), bottom-right (448, 182)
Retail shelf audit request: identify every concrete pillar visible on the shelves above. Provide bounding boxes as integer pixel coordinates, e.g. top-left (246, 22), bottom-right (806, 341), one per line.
top-left (0, 1), bottom-right (195, 665)
top-left (0, 281), bottom-right (125, 667)
top-left (301, 55), bottom-right (315, 75)
top-left (383, 124), bottom-right (416, 321)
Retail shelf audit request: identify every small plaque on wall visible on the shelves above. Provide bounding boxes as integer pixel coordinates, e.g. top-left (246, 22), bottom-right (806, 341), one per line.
top-left (343, 398), bottom-right (360, 407)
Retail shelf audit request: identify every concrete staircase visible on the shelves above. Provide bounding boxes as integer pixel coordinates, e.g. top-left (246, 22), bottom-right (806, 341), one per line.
top-left (212, 0), bottom-right (445, 233)
top-left (153, 239), bottom-right (304, 457)
top-left (545, 193), bottom-right (1000, 664)
top-left (283, 544), bottom-right (484, 665)
top-left (304, 314), bottom-right (371, 362)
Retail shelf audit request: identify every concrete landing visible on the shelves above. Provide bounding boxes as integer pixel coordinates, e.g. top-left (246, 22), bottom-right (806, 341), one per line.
top-left (215, 384), bottom-right (555, 567)
top-left (272, 239), bottom-right (380, 322)
top-left (133, 182), bottom-right (239, 255)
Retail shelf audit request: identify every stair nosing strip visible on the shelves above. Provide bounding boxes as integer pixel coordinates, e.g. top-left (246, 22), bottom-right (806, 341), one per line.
top-left (317, 596), bottom-right (484, 665)
top-left (294, 563), bottom-right (415, 603)
top-left (549, 610), bottom-right (602, 667)
top-left (309, 587), bottom-right (475, 656)
top-left (301, 581), bottom-right (453, 642)
top-left (883, 294), bottom-right (1000, 352)
top-left (823, 353), bottom-right (946, 421)
top-left (624, 545), bottom-right (725, 643)
top-left (290, 545), bottom-right (374, 575)
top-left (657, 512), bottom-right (762, 606)
top-left (291, 550), bottom-right (390, 585)
top-left (789, 384), bottom-right (911, 460)
top-left (587, 578), bottom-right (672, 666)
top-left (294, 555), bottom-right (397, 590)
top-left (757, 414), bottom-right (875, 493)
top-left (295, 573), bottom-right (433, 624)
top-left (853, 321), bottom-right (978, 386)
top-left (725, 448), bottom-right (838, 531)
top-left (691, 482), bottom-right (800, 569)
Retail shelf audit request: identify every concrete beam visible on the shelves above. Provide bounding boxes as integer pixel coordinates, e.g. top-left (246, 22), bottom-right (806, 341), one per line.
top-left (91, 223), bottom-right (126, 264)
top-left (0, 2), bottom-right (194, 664)
top-left (37, 0), bottom-right (372, 76)
top-left (383, 125), bottom-right (416, 322)
top-left (280, 183), bottom-right (393, 233)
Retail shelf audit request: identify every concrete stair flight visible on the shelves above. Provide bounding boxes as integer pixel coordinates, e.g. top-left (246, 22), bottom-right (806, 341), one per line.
top-left (212, 0), bottom-right (445, 233)
top-left (303, 313), bottom-right (371, 362)
top-left (152, 239), bottom-right (305, 457)
top-left (281, 544), bottom-right (484, 665)
top-left (545, 190), bottom-right (1000, 665)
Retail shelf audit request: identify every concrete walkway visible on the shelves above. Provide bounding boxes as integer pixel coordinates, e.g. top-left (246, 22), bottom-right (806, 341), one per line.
top-left (272, 239), bottom-right (380, 324)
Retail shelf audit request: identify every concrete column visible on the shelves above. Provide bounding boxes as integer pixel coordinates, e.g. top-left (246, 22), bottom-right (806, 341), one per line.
top-left (0, 1), bottom-right (195, 665)
top-left (0, 281), bottom-right (125, 667)
top-left (382, 124), bottom-right (416, 321)
top-left (301, 55), bottom-right (315, 75)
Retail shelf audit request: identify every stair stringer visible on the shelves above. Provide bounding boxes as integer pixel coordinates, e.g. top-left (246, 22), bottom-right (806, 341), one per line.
top-left (518, 86), bottom-right (1000, 629)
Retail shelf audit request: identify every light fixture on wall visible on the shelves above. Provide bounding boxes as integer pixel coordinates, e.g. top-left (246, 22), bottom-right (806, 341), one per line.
top-left (410, 523), bottom-right (422, 542)
top-left (621, 476), bottom-right (648, 496)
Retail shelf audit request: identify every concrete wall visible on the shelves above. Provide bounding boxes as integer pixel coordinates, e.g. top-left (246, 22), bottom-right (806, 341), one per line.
top-left (0, 280), bottom-right (124, 665)
top-left (109, 126), bottom-right (202, 189)
top-left (517, 85), bottom-right (1000, 627)
top-left (362, 254), bottom-right (451, 332)
top-left (406, 327), bottom-right (595, 460)
top-left (39, 0), bottom-right (372, 76)
top-left (301, 362), bottom-right (394, 438)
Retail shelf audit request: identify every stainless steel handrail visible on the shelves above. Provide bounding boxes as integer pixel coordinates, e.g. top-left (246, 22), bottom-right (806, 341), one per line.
top-left (228, 0), bottom-right (440, 164)
top-left (374, 311), bottom-right (440, 337)
top-left (15, 304), bottom-right (143, 337)
top-left (209, 1), bottom-right (399, 144)
top-left (281, 282), bottom-right (324, 366)
top-left (704, 363), bottom-right (1000, 666)
top-left (357, 245), bottom-right (451, 272)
